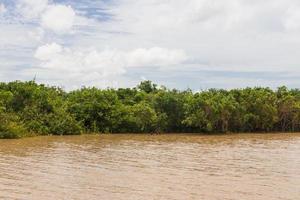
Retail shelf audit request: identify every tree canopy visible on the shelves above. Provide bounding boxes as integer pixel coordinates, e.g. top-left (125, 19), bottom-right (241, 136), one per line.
top-left (1, 80), bottom-right (300, 138)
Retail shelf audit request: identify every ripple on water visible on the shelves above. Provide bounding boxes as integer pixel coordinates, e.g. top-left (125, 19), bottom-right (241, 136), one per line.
top-left (0, 133), bottom-right (300, 200)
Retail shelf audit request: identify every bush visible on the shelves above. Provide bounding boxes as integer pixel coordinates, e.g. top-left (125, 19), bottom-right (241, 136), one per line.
top-left (0, 121), bottom-right (27, 139)
top-left (47, 113), bottom-right (83, 135)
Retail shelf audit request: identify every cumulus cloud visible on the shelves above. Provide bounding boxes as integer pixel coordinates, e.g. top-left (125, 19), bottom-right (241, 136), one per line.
top-left (34, 43), bottom-right (187, 70)
top-left (34, 43), bottom-right (126, 77)
top-left (5, 0), bottom-right (300, 89)
top-left (34, 43), bottom-right (63, 61)
top-left (17, 0), bottom-right (76, 34)
top-left (41, 5), bottom-right (76, 34)
top-left (106, 0), bottom-right (300, 72)
top-left (32, 43), bottom-right (187, 88)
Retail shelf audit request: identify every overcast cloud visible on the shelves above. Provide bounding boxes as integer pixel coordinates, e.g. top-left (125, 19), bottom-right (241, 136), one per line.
top-left (1, 0), bottom-right (300, 90)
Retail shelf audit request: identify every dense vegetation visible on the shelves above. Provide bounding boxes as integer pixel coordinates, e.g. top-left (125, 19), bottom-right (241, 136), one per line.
top-left (1, 80), bottom-right (300, 138)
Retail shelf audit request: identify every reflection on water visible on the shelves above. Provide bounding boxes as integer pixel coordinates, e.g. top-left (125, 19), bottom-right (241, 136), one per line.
top-left (0, 133), bottom-right (300, 200)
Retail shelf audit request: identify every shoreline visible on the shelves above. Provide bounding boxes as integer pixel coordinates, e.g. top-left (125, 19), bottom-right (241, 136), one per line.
top-left (2, 131), bottom-right (300, 140)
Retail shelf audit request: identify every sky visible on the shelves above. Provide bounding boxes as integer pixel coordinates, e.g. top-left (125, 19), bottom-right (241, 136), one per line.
top-left (1, 0), bottom-right (300, 90)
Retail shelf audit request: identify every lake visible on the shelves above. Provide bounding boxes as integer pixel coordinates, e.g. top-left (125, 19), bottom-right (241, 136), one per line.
top-left (0, 133), bottom-right (300, 200)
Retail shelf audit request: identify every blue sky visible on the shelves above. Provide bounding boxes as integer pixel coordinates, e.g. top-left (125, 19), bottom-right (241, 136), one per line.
top-left (1, 0), bottom-right (300, 90)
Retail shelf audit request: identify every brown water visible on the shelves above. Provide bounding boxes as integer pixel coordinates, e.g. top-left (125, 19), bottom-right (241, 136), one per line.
top-left (0, 133), bottom-right (300, 200)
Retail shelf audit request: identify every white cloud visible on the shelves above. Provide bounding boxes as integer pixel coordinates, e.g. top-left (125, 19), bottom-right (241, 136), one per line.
top-left (17, 0), bottom-right (76, 34)
top-left (17, 0), bottom-right (48, 19)
top-left (32, 43), bottom-right (187, 88)
top-left (284, 6), bottom-right (300, 31)
top-left (41, 5), bottom-right (76, 34)
top-left (34, 43), bottom-right (63, 61)
top-left (127, 47), bottom-right (187, 67)
top-left (104, 0), bottom-right (300, 73)
top-left (0, 3), bottom-right (6, 15)
top-left (5, 0), bottom-right (300, 89)
top-left (28, 28), bottom-right (45, 42)
top-left (0, 24), bottom-right (42, 47)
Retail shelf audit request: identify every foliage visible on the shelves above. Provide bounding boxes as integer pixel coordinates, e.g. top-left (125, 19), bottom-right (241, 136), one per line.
top-left (1, 80), bottom-right (300, 138)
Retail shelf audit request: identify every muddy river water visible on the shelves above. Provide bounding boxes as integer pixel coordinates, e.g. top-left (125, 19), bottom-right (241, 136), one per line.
top-left (0, 133), bottom-right (300, 200)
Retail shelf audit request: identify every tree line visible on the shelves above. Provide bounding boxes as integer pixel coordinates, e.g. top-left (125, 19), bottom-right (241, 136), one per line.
top-left (1, 80), bottom-right (300, 138)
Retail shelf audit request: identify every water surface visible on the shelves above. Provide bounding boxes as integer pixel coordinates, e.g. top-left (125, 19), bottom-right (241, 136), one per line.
top-left (0, 133), bottom-right (300, 200)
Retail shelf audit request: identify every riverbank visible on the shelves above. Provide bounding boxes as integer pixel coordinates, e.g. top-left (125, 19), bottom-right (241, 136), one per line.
top-left (1, 131), bottom-right (299, 139)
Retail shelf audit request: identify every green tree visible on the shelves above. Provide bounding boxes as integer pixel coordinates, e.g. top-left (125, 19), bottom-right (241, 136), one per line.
top-left (131, 101), bottom-right (157, 132)
top-left (137, 80), bottom-right (157, 93)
